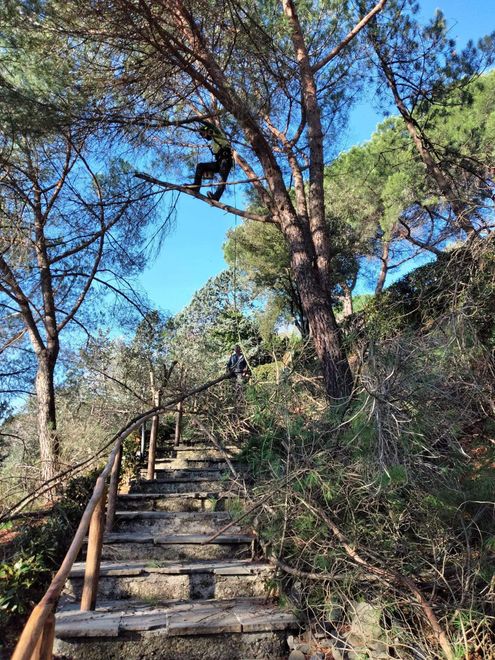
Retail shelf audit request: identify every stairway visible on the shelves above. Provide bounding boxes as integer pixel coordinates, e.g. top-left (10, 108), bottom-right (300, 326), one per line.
top-left (53, 439), bottom-right (298, 659)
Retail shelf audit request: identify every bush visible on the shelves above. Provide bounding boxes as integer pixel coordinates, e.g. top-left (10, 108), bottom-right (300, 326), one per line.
top-left (0, 471), bottom-right (97, 654)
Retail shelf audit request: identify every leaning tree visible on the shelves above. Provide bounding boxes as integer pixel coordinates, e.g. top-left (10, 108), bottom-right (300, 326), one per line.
top-left (64, 0), bottom-right (394, 400)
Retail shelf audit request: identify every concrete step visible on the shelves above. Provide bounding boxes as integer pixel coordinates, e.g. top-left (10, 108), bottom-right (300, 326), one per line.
top-left (114, 510), bottom-right (240, 535)
top-left (117, 491), bottom-right (244, 512)
top-left (97, 532), bottom-right (254, 561)
top-left (64, 559), bottom-right (273, 601)
top-left (54, 597), bottom-right (298, 659)
top-left (130, 478), bottom-right (228, 494)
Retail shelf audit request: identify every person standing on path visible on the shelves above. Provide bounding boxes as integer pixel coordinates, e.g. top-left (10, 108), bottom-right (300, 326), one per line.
top-left (226, 345), bottom-right (249, 383)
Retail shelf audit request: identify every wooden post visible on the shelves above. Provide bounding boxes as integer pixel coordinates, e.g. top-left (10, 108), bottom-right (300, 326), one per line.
top-left (146, 414), bottom-right (159, 480)
top-left (140, 422), bottom-right (146, 459)
top-left (105, 443), bottom-right (123, 534)
top-left (81, 485), bottom-right (107, 611)
top-left (32, 612), bottom-right (55, 660)
top-left (174, 400), bottom-right (183, 446)
top-left (146, 390), bottom-right (160, 480)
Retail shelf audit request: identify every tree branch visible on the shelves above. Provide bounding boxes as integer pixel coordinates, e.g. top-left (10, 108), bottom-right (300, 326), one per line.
top-left (312, 0), bottom-right (388, 74)
top-left (133, 172), bottom-right (272, 222)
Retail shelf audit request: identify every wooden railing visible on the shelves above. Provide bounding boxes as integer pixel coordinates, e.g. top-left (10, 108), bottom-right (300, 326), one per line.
top-left (12, 373), bottom-right (230, 660)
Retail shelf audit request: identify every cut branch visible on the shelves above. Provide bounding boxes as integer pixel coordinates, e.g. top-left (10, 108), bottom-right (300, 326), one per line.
top-left (133, 172), bottom-right (272, 222)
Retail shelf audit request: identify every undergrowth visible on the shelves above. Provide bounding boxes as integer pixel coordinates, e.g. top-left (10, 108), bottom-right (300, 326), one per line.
top-left (198, 238), bottom-right (495, 659)
top-left (0, 471), bottom-right (97, 655)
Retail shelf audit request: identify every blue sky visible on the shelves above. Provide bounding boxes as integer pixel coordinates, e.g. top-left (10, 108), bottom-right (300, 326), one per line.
top-left (138, 0), bottom-right (494, 316)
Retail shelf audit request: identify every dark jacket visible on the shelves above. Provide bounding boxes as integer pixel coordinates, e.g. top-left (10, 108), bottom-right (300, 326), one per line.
top-left (227, 352), bottom-right (247, 374)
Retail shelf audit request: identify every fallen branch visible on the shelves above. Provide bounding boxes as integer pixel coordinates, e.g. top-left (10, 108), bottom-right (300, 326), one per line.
top-left (300, 496), bottom-right (454, 660)
top-left (190, 415), bottom-right (240, 481)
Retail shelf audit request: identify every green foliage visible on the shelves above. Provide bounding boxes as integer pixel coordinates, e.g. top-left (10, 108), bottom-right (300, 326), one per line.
top-left (0, 471), bottom-right (97, 642)
top-left (359, 238), bottom-right (495, 344)
top-left (0, 555), bottom-right (48, 616)
top-left (169, 270), bottom-right (266, 385)
top-left (219, 243), bottom-right (495, 656)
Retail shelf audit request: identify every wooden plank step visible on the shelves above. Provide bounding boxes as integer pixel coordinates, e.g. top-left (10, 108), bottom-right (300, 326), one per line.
top-left (65, 559), bottom-right (274, 601)
top-left (152, 468), bottom-right (227, 477)
top-left (101, 533), bottom-right (254, 545)
top-left (114, 511), bottom-right (232, 520)
top-left (69, 559), bottom-right (272, 578)
top-left (97, 532), bottom-right (253, 561)
top-left (172, 444), bottom-right (241, 454)
top-left (113, 510), bottom-right (239, 535)
top-left (136, 475), bottom-right (225, 483)
top-left (129, 480), bottom-right (228, 495)
top-left (116, 491), bottom-right (244, 512)
top-left (118, 491), bottom-right (244, 500)
top-left (55, 597), bottom-right (297, 638)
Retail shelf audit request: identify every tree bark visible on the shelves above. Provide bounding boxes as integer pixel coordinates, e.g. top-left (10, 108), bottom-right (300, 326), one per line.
top-left (35, 349), bottom-right (59, 483)
top-left (375, 239), bottom-right (390, 295)
top-left (341, 284), bottom-right (354, 318)
top-left (280, 210), bottom-right (353, 399)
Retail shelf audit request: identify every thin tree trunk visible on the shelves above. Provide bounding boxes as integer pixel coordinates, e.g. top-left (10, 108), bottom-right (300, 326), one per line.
top-left (375, 239), bottom-right (390, 295)
top-left (35, 351), bottom-right (59, 483)
top-left (341, 284), bottom-right (354, 318)
top-left (373, 44), bottom-right (476, 235)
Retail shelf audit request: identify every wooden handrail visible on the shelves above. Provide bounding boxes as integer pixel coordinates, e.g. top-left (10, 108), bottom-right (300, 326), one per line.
top-left (12, 372), bottom-right (231, 660)
top-left (12, 438), bottom-right (123, 660)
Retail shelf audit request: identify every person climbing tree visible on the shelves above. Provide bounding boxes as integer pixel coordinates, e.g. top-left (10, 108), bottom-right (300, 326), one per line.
top-left (191, 121), bottom-right (233, 201)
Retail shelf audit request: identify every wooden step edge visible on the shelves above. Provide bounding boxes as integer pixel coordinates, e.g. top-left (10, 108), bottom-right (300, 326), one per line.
top-left (98, 532), bottom-right (255, 545)
top-left (117, 491), bottom-right (245, 499)
top-left (55, 597), bottom-right (298, 638)
top-left (114, 510), bottom-right (232, 519)
top-left (69, 559), bottom-right (273, 578)
top-left (133, 476), bottom-right (228, 483)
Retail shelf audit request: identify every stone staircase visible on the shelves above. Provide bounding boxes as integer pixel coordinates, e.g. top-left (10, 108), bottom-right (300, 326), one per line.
top-left (53, 439), bottom-right (298, 659)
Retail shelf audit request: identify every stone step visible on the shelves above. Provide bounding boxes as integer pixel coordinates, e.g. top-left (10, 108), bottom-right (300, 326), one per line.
top-left (54, 597), bottom-right (298, 659)
top-left (64, 559), bottom-right (273, 601)
top-left (168, 447), bottom-right (241, 461)
top-left (130, 478), bottom-right (227, 494)
top-left (140, 468), bottom-right (227, 480)
top-left (151, 459), bottom-right (241, 473)
top-left (114, 510), bottom-right (240, 535)
top-left (96, 532), bottom-right (254, 561)
top-left (117, 491), bottom-right (244, 512)
top-left (184, 459), bottom-right (237, 469)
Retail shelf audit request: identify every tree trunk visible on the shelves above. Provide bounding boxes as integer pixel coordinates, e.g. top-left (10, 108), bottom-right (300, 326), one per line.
top-left (341, 284), bottom-right (354, 318)
top-left (375, 239), bottom-right (390, 295)
top-left (280, 211), bottom-right (353, 399)
top-left (35, 351), bottom-right (59, 483)
top-left (303, 289), bottom-right (353, 400)
top-left (373, 45), bottom-right (476, 235)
